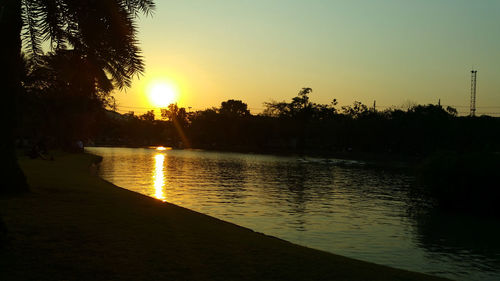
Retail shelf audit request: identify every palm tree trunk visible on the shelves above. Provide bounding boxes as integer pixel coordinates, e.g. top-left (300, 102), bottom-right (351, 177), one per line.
top-left (0, 0), bottom-right (29, 193)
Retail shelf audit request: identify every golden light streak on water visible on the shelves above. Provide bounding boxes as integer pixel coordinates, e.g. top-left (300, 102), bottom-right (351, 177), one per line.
top-left (153, 153), bottom-right (166, 201)
top-left (156, 146), bottom-right (171, 151)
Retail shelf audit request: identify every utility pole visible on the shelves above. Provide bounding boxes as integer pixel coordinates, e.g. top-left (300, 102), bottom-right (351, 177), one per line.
top-left (470, 70), bottom-right (477, 117)
top-left (373, 100), bottom-right (376, 112)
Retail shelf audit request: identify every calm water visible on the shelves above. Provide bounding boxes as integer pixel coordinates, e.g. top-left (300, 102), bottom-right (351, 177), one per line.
top-left (87, 147), bottom-right (500, 281)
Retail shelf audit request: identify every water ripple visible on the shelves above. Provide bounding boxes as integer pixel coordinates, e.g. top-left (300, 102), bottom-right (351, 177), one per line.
top-left (87, 147), bottom-right (500, 281)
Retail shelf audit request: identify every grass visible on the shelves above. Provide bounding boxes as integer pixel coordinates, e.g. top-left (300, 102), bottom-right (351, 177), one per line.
top-left (0, 152), bottom-right (451, 281)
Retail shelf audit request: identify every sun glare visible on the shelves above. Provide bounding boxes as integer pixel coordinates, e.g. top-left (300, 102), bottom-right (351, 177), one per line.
top-left (148, 82), bottom-right (177, 107)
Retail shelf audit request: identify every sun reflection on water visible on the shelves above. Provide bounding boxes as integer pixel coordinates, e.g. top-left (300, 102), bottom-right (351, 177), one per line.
top-left (88, 147), bottom-right (500, 281)
top-left (153, 153), bottom-right (166, 201)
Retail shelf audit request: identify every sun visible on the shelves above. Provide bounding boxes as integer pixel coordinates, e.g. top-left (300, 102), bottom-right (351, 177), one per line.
top-left (148, 82), bottom-right (177, 107)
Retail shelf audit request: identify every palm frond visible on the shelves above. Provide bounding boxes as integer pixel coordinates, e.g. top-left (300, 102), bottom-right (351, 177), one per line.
top-left (39, 0), bottom-right (67, 50)
top-left (21, 0), bottom-right (44, 62)
top-left (123, 0), bottom-right (156, 17)
top-left (21, 0), bottom-right (152, 90)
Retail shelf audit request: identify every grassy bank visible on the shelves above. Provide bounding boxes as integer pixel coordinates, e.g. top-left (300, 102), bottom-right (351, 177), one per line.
top-left (1, 152), bottom-right (450, 281)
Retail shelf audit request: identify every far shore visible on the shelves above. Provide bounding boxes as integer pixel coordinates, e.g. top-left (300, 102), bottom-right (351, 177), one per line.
top-left (88, 144), bottom-right (415, 170)
top-left (1, 151), bottom-right (449, 280)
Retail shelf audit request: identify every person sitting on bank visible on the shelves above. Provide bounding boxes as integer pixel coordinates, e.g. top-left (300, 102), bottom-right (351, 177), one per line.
top-left (76, 140), bottom-right (84, 152)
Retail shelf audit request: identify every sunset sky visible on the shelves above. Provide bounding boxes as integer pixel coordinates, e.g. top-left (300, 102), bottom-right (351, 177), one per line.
top-left (114, 0), bottom-right (500, 116)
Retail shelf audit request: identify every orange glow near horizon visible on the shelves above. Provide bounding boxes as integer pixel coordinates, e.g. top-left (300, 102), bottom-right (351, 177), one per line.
top-left (111, 2), bottom-right (500, 115)
top-left (153, 153), bottom-right (166, 201)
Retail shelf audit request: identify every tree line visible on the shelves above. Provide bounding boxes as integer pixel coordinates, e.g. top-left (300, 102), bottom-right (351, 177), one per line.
top-left (19, 79), bottom-right (499, 161)
top-left (16, 51), bottom-right (500, 215)
top-left (6, 0), bottom-right (498, 213)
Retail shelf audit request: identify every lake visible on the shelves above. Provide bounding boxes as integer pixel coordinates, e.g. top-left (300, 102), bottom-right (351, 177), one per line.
top-left (87, 146), bottom-right (500, 281)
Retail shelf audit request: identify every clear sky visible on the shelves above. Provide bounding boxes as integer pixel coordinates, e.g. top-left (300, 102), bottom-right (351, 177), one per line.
top-left (114, 0), bottom-right (500, 116)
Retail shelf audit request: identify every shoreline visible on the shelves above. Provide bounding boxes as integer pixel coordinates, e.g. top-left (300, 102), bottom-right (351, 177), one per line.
top-left (1, 152), bottom-right (450, 280)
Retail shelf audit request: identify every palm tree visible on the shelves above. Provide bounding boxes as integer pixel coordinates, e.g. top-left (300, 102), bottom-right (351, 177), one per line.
top-left (22, 50), bottom-right (117, 145)
top-left (25, 49), bottom-right (116, 108)
top-left (0, 0), bottom-right (155, 193)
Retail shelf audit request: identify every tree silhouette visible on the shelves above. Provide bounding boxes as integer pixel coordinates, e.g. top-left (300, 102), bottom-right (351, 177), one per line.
top-left (341, 101), bottom-right (369, 119)
top-left (161, 104), bottom-right (189, 127)
top-left (161, 104), bottom-right (190, 147)
top-left (263, 88), bottom-right (316, 119)
top-left (291, 87), bottom-right (312, 111)
top-left (1, 0), bottom-right (155, 193)
top-left (220, 99), bottom-right (250, 117)
top-left (19, 51), bottom-right (111, 146)
top-left (29, 50), bottom-right (115, 100)
top-left (140, 110), bottom-right (155, 122)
